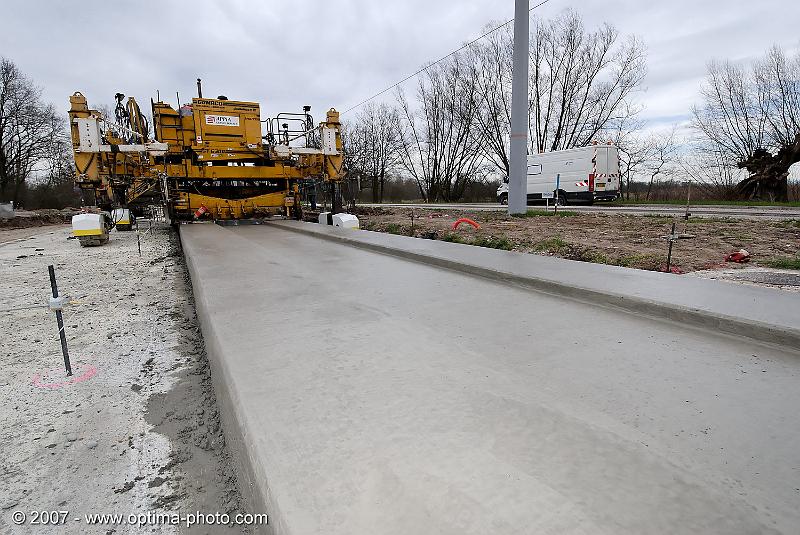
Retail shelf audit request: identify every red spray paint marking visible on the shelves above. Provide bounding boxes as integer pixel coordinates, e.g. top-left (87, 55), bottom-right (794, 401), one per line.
top-left (32, 364), bottom-right (97, 389)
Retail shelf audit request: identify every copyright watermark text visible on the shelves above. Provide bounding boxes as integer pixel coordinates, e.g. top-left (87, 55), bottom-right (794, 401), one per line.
top-left (10, 509), bottom-right (268, 528)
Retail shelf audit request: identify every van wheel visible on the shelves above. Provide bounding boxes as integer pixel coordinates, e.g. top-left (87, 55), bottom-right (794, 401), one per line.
top-left (499, 193), bottom-right (508, 205)
top-left (556, 193), bottom-right (568, 206)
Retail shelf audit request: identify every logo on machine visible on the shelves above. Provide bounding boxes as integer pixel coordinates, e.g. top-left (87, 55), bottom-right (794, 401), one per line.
top-left (205, 114), bottom-right (239, 127)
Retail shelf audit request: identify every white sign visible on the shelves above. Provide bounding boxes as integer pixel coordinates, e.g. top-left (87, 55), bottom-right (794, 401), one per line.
top-left (205, 114), bottom-right (239, 127)
top-left (322, 127), bottom-right (338, 155)
top-left (541, 192), bottom-right (554, 199)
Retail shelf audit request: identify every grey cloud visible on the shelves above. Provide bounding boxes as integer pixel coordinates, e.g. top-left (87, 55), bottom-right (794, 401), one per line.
top-left (0, 0), bottom-right (797, 130)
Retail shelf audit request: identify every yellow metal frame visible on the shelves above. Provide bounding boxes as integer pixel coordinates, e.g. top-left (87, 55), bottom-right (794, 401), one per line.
top-left (69, 92), bottom-right (344, 221)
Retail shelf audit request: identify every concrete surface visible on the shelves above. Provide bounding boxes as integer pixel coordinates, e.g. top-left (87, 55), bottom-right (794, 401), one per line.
top-left (360, 202), bottom-right (800, 220)
top-left (181, 222), bottom-right (800, 535)
top-left (275, 221), bottom-right (800, 349)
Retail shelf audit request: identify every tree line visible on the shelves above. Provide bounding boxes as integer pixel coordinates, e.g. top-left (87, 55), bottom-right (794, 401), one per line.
top-left (1, 10), bottom-right (798, 208)
top-left (0, 58), bottom-right (76, 208)
top-left (344, 10), bottom-right (800, 203)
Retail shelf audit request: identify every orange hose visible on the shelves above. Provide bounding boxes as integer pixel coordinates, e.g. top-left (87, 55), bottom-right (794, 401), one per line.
top-left (452, 218), bottom-right (480, 230)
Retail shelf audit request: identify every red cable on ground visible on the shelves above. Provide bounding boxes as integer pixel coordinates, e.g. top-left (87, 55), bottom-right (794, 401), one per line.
top-left (452, 218), bottom-right (481, 230)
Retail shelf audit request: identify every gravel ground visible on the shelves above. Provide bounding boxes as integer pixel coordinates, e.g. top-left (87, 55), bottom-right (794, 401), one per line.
top-left (690, 266), bottom-right (800, 292)
top-left (0, 223), bottom-right (251, 534)
top-left (0, 209), bottom-right (77, 230)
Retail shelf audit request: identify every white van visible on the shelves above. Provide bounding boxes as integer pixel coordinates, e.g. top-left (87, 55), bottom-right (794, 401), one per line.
top-left (497, 144), bottom-right (620, 205)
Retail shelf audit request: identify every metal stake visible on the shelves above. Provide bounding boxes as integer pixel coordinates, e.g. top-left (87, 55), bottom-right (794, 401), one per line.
top-left (136, 217), bottom-right (142, 257)
top-left (554, 174), bottom-right (561, 215)
top-left (684, 182), bottom-right (692, 221)
top-left (661, 221), bottom-right (696, 274)
top-left (48, 265), bottom-right (72, 376)
top-left (666, 221), bottom-right (675, 273)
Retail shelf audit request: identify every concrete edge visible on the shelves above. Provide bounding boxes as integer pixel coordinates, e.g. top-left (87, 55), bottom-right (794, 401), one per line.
top-left (180, 228), bottom-right (277, 535)
top-left (274, 221), bottom-right (800, 350)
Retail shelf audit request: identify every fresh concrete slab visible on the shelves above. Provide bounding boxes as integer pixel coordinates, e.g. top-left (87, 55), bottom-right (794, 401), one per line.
top-left (274, 220), bottom-right (800, 348)
top-left (181, 222), bottom-right (800, 535)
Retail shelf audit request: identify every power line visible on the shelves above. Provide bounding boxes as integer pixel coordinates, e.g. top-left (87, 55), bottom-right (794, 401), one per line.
top-left (341, 0), bottom-right (554, 115)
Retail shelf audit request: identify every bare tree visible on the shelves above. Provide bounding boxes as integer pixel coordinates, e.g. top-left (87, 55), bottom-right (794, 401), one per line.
top-left (466, 25), bottom-right (514, 178)
top-left (0, 58), bottom-right (64, 204)
top-left (529, 10), bottom-right (647, 154)
top-left (612, 123), bottom-right (679, 201)
top-left (465, 11), bottom-right (645, 180)
top-left (397, 55), bottom-right (486, 202)
top-left (343, 103), bottom-right (403, 203)
top-left (642, 128), bottom-right (679, 200)
top-left (617, 141), bottom-right (649, 200)
top-left (679, 146), bottom-right (741, 200)
top-left (606, 106), bottom-right (646, 199)
top-left (693, 46), bottom-right (800, 201)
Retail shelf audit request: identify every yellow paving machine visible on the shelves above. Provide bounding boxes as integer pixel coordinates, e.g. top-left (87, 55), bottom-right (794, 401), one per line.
top-left (68, 82), bottom-right (344, 232)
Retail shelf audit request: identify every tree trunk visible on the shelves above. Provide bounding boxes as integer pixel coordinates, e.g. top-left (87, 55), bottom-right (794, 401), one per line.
top-left (371, 175), bottom-right (379, 203)
top-left (625, 170), bottom-right (631, 200)
top-left (736, 136), bottom-right (800, 201)
top-left (645, 175), bottom-right (654, 201)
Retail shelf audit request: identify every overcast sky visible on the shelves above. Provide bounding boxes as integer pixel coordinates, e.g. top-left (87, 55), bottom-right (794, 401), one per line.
top-left (1, 0), bottom-right (798, 133)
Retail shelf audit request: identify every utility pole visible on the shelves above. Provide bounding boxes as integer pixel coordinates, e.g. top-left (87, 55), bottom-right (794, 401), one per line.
top-left (508, 0), bottom-right (530, 215)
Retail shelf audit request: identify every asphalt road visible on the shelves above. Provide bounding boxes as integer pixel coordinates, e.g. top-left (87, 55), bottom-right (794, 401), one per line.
top-left (359, 202), bottom-right (800, 219)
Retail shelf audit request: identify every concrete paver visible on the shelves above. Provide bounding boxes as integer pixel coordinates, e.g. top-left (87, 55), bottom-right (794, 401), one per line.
top-left (181, 222), bottom-right (800, 535)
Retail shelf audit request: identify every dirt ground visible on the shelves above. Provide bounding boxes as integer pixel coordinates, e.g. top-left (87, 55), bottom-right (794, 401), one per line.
top-left (0, 224), bottom-right (253, 533)
top-left (0, 209), bottom-right (77, 230)
top-left (353, 207), bottom-right (800, 275)
top-left (0, 224), bottom-right (72, 245)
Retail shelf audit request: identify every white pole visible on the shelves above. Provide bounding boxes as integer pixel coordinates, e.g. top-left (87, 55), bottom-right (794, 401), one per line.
top-left (508, 0), bottom-right (530, 216)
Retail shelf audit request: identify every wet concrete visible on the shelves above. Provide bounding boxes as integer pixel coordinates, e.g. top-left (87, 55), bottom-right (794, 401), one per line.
top-left (274, 220), bottom-right (800, 348)
top-left (181, 222), bottom-right (800, 535)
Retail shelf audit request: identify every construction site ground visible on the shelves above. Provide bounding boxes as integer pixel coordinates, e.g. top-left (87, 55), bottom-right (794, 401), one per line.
top-left (0, 209), bottom-right (77, 230)
top-left (353, 206), bottom-right (800, 288)
top-left (3, 214), bottom-right (798, 534)
top-left (0, 224), bottom-right (250, 534)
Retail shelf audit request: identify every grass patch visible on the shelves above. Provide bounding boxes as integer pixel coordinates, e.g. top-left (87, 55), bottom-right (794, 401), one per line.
top-left (513, 209), bottom-right (579, 218)
top-left (776, 219), bottom-right (800, 229)
top-left (762, 256), bottom-right (800, 270)
top-left (440, 232), bottom-right (513, 250)
top-left (573, 250), bottom-right (609, 264)
top-left (528, 236), bottom-right (666, 270)
top-left (471, 235), bottom-right (514, 250)
top-left (385, 223), bottom-right (404, 235)
top-left (615, 253), bottom-right (664, 270)
top-left (441, 233), bottom-right (465, 243)
top-left (641, 214), bottom-right (673, 222)
top-left (533, 236), bottom-right (569, 253)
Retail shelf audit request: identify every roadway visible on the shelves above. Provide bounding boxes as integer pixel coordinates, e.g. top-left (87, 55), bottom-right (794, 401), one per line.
top-left (181, 221), bottom-right (800, 534)
top-left (359, 202), bottom-right (800, 219)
